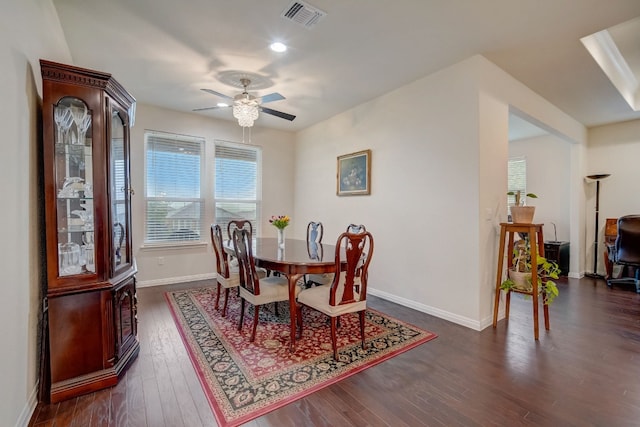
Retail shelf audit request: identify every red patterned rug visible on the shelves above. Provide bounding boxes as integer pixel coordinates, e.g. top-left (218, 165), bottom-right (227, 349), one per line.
top-left (165, 287), bottom-right (437, 427)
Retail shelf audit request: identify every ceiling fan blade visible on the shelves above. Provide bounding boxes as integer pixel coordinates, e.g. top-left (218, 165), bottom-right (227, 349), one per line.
top-left (260, 106), bottom-right (296, 121)
top-left (258, 92), bottom-right (285, 104)
top-left (192, 105), bottom-right (231, 112)
top-left (200, 88), bottom-right (234, 100)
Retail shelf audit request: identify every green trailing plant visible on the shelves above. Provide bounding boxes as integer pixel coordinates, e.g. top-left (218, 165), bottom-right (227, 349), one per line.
top-left (508, 190), bottom-right (537, 206)
top-left (500, 238), bottom-right (560, 304)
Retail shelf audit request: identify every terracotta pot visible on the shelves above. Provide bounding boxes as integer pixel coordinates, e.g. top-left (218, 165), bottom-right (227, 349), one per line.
top-left (508, 269), bottom-right (532, 291)
top-left (510, 206), bottom-right (535, 223)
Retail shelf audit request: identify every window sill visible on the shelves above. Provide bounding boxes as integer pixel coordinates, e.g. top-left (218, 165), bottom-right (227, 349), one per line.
top-left (140, 241), bottom-right (208, 251)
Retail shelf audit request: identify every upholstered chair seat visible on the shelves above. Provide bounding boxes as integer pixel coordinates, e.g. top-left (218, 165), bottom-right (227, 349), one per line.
top-left (239, 275), bottom-right (299, 306)
top-left (297, 273), bottom-right (365, 316)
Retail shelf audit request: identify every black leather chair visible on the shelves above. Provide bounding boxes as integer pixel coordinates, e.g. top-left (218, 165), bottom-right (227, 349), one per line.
top-left (607, 215), bottom-right (640, 293)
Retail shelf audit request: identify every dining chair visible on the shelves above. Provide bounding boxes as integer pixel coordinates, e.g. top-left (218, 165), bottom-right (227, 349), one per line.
top-left (227, 219), bottom-right (253, 240)
top-left (296, 230), bottom-right (374, 360)
top-left (346, 223), bottom-right (367, 234)
top-left (210, 224), bottom-right (240, 317)
top-left (305, 221), bottom-right (333, 288)
top-left (232, 228), bottom-right (300, 342)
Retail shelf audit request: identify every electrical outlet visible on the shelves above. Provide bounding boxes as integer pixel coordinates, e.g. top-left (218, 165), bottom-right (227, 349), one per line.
top-left (158, 256), bottom-right (164, 265)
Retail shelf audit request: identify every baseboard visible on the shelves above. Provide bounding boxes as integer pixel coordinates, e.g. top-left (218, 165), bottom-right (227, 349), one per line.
top-left (15, 382), bottom-right (38, 427)
top-left (137, 272), bottom-right (216, 288)
top-left (368, 287), bottom-right (484, 331)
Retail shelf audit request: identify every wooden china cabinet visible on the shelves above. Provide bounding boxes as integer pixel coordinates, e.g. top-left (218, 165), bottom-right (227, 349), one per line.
top-left (40, 60), bottom-right (139, 403)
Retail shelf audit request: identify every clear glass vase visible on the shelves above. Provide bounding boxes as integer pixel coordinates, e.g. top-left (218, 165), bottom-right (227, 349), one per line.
top-left (277, 228), bottom-right (285, 249)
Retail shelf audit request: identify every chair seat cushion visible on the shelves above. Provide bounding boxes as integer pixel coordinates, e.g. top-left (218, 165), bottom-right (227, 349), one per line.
top-left (308, 271), bottom-right (361, 287)
top-left (218, 264), bottom-right (267, 288)
top-left (239, 276), bottom-right (300, 306)
top-left (297, 285), bottom-right (366, 317)
top-left (217, 271), bottom-right (240, 288)
top-left (307, 273), bottom-right (334, 286)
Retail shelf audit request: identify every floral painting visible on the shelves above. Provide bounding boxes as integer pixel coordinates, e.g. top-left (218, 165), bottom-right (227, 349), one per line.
top-left (337, 149), bottom-right (371, 196)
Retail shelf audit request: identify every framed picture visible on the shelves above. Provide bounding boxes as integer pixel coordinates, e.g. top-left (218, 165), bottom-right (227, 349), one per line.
top-left (337, 149), bottom-right (371, 196)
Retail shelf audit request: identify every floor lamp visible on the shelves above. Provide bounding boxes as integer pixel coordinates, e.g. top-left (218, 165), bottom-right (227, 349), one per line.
top-left (585, 173), bottom-right (611, 279)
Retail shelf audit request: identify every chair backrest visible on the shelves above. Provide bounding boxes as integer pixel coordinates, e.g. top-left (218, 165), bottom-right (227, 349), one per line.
top-left (346, 223), bottom-right (366, 234)
top-left (307, 221), bottom-right (324, 244)
top-left (615, 215), bottom-right (640, 265)
top-left (227, 219), bottom-right (253, 241)
top-left (346, 224), bottom-right (367, 276)
top-left (306, 221), bottom-right (324, 260)
top-left (329, 231), bottom-right (374, 306)
top-left (210, 224), bottom-right (231, 278)
top-left (232, 228), bottom-right (262, 296)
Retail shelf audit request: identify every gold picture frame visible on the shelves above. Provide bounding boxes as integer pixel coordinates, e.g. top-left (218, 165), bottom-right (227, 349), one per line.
top-left (337, 149), bottom-right (371, 196)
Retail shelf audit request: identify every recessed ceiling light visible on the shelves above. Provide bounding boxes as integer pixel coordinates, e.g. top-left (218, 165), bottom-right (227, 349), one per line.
top-left (270, 42), bottom-right (287, 53)
top-left (217, 102), bottom-right (229, 108)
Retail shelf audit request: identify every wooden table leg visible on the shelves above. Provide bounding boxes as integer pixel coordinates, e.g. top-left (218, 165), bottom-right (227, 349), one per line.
top-left (287, 273), bottom-right (303, 352)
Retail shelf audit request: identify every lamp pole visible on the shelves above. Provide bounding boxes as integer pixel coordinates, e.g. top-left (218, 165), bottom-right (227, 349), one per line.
top-left (585, 174), bottom-right (611, 279)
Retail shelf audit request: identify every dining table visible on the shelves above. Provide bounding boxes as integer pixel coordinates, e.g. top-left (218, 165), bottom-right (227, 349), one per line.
top-left (224, 237), bottom-right (341, 351)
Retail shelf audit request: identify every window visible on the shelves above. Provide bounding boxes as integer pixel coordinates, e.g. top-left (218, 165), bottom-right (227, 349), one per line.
top-left (508, 157), bottom-right (527, 206)
top-left (144, 131), bottom-right (204, 243)
top-left (214, 142), bottom-right (261, 237)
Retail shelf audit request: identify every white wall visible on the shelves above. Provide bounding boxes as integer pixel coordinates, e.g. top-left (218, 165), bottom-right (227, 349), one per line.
top-left (586, 119), bottom-right (640, 276)
top-left (131, 104), bottom-right (296, 285)
top-left (509, 134), bottom-right (572, 243)
top-left (294, 58), bottom-right (482, 326)
top-left (0, 2), bottom-right (71, 426)
top-left (293, 55), bottom-right (587, 329)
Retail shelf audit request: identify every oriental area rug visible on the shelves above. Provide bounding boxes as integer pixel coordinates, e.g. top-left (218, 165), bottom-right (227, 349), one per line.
top-left (165, 287), bottom-right (437, 427)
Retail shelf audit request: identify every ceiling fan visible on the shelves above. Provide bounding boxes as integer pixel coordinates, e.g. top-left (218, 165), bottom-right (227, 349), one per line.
top-left (193, 78), bottom-right (296, 127)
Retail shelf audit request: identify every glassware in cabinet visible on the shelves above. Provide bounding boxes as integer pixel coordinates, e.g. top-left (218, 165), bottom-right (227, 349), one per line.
top-left (54, 97), bottom-right (95, 277)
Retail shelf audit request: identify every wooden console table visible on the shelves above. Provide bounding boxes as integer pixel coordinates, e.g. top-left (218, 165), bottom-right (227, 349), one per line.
top-left (492, 222), bottom-right (549, 339)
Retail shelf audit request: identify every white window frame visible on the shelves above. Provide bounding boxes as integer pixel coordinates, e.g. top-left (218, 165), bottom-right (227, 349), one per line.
top-left (143, 130), bottom-right (205, 245)
top-left (213, 140), bottom-right (262, 237)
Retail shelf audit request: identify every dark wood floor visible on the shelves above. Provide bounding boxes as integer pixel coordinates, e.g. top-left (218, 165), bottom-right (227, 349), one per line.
top-left (29, 276), bottom-right (640, 426)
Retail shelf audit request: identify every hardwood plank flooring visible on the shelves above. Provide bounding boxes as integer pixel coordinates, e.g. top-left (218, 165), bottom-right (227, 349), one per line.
top-left (29, 277), bottom-right (640, 426)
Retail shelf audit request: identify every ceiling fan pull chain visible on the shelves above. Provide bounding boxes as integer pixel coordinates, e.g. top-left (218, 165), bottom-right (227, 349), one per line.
top-left (241, 126), bottom-right (252, 143)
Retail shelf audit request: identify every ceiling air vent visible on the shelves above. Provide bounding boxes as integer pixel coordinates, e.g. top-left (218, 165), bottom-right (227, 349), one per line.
top-left (281, 1), bottom-right (327, 29)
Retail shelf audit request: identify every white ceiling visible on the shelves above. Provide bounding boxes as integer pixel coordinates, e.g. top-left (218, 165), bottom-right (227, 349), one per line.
top-left (52, 0), bottom-right (640, 132)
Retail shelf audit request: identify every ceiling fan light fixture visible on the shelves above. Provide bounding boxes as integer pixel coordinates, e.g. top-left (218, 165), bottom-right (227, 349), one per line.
top-left (233, 99), bottom-right (259, 127)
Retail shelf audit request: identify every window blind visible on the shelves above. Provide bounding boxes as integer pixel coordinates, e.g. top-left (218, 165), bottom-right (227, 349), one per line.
top-left (214, 142), bottom-right (261, 237)
top-left (145, 131), bottom-right (204, 242)
top-left (508, 157), bottom-right (527, 206)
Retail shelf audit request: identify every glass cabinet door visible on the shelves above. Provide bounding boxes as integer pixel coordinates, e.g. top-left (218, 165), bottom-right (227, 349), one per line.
top-left (54, 97), bottom-right (95, 277)
top-left (110, 105), bottom-right (131, 275)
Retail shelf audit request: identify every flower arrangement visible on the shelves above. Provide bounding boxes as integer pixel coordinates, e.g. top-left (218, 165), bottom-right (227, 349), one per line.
top-left (269, 215), bottom-right (290, 230)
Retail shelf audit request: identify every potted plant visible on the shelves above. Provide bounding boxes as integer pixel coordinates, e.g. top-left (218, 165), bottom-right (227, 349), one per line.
top-left (508, 190), bottom-right (538, 223)
top-left (500, 238), bottom-right (560, 304)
